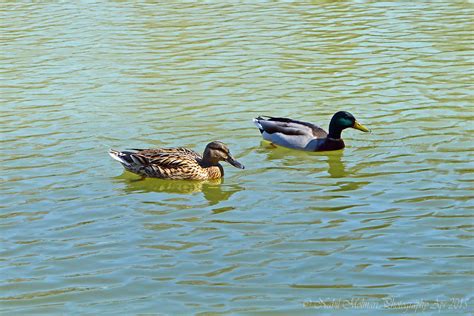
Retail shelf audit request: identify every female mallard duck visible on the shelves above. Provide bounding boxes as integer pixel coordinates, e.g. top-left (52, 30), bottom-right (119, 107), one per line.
top-left (253, 111), bottom-right (370, 151)
top-left (109, 141), bottom-right (244, 180)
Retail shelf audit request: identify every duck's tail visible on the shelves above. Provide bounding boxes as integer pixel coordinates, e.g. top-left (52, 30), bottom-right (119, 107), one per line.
top-left (253, 116), bottom-right (265, 134)
top-left (109, 149), bottom-right (134, 166)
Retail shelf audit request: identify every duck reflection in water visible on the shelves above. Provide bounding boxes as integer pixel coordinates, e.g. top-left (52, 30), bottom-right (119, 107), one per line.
top-left (257, 141), bottom-right (347, 178)
top-left (114, 172), bottom-right (243, 205)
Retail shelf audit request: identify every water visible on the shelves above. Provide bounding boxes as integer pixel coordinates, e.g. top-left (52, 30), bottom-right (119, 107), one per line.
top-left (1, 2), bottom-right (473, 314)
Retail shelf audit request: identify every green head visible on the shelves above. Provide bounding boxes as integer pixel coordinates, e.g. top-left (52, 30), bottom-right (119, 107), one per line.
top-left (328, 111), bottom-right (370, 139)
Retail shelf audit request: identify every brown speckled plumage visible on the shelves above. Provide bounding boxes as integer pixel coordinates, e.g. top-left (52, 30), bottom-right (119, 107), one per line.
top-left (109, 141), bottom-right (244, 180)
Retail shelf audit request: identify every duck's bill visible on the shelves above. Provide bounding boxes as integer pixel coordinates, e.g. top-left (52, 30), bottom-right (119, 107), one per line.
top-left (226, 156), bottom-right (245, 169)
top-left (353, 121), bottom-right (370, 132)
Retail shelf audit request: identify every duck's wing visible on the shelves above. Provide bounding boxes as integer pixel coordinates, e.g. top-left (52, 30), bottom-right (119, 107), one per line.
top-left (109, 148), bottom-right (202, 178)
top-left (254, 116), bottom-right (327, 138)
top-left (253, 116), bottom-right (328, 150)
top-left (130, 147), bottom-right (202, 159)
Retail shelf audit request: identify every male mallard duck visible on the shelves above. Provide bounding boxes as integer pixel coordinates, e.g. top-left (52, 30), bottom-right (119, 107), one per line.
top-left (253, 111), bottom-right (369, 151)
top-left (109, 141), bottom-right (244, 180)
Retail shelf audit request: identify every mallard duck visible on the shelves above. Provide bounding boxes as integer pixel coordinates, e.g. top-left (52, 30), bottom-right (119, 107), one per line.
top-left (253, 111), bottom-right (370, 151)
top-left (109, 141), bottom-right (244, 180)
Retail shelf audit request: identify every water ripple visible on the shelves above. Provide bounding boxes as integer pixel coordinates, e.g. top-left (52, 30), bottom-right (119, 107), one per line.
top-left (1, 1), bottom-right (473, 314)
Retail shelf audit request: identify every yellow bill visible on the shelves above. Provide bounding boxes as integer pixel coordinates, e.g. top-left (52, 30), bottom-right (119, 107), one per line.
top-left (353, 120), bottom-right (370, 132)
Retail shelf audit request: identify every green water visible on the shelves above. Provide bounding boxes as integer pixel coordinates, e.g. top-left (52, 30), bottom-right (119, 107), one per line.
top-left (1, 2), bottom-right (473, 314)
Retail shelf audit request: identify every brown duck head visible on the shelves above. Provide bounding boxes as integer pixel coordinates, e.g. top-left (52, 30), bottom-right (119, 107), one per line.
top-left (202, 141), bottom-right (245, 169)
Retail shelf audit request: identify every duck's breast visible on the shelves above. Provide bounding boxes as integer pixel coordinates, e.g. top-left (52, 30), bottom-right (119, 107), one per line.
top-left (206, 165), bottom-right (223, 180)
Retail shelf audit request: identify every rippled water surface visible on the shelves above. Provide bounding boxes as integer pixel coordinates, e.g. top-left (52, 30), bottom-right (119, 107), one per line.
top-left (1, 2), bottom-right (473, 314)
